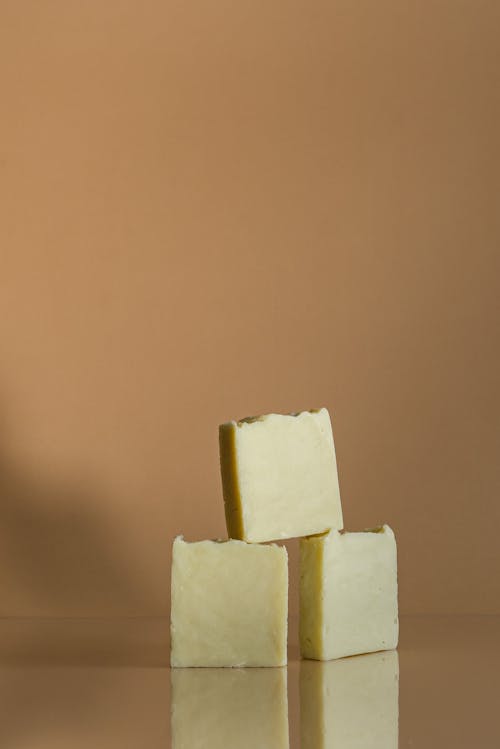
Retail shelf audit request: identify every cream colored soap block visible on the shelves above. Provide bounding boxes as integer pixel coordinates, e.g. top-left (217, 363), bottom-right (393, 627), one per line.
top-left (300, 651), bottom-right (399, 749)
top-left (170, 536), bottom-right (288, 667)
top-left (172, 667), bottom-right (289, 749)
top-left (300, 525), bottom-right (398, 660)
top-left (219, 408), bottom-right (343, 542)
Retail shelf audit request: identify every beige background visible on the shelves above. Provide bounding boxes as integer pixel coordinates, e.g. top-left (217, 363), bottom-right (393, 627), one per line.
top-left (0, 1), bottom-right (499, 619)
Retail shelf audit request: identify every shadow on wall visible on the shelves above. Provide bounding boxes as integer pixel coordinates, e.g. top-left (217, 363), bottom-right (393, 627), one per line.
top-left (0, 437), bottom-right (157, 620)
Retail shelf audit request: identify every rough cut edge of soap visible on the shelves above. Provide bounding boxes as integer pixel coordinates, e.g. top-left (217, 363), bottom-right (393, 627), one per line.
top-left (172, 535), bottom-right (289, 553)
top-left (302, 524), bottom-right (394, 541)
top-left (221, 406), bottom-right (325, 428)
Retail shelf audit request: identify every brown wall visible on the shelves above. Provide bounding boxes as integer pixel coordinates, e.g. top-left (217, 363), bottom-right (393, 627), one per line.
top-left (0, 1), bottom-right (499, 618)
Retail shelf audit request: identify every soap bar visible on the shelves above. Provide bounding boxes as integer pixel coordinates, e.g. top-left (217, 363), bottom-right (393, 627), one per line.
top-left (219, 408), bottom-right (343, 542)
top-left (172, 667), bottom-right (289, 748)
top-left (300, 651), bottom-right (399, 749)
top-left (300, 525), bottom-right (398, 660)
top-left (170, 536), bottom-right (288, 667)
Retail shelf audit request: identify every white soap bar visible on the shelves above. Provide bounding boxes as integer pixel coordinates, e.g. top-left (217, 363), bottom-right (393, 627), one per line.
top-left (219, 408), bottom-right (343, 542)
top-left (300, 525), bottom-right (398, 660)
top-left (300, 651), bottom-right (399, 749)
top-left (170, 536), bottom-right (288, 667)
top-left (172, 667), bottom-right (289, 749)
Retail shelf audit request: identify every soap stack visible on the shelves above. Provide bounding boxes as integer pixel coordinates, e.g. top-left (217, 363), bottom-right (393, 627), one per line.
top-left (170, 408), bottom-right (398, 667)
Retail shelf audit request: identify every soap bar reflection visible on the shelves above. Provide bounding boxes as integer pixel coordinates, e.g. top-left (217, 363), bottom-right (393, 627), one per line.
top-left (300, 650), bottom-right (399, 749)
top-left (171, 667), bottom-right (289, 749)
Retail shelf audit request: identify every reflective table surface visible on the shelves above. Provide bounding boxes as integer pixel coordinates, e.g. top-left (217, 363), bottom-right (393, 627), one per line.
top-left (0, 616), bottom-right (498, 748)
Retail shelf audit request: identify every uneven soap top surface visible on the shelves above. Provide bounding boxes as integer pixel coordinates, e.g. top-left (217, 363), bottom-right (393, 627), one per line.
top-left (226, 407), bottom-right (325, 428)
top-left (173, 535), bottom-right (287, 554)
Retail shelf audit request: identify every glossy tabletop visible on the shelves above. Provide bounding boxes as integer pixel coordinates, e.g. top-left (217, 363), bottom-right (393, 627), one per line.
top-left (0, 616), bottom-right (498, 748)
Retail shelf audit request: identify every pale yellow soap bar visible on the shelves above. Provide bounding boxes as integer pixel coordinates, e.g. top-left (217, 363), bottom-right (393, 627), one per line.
top-left (300, 651), bottom-right (399, 749)
top-left (219, 408), bottom-right (343, 543)
top-left (300, 525), bottom-right (398, 660)
top-left (170, 536), bottom-right (288, 667)
top-left (172, 667), bottom-right (289, 749)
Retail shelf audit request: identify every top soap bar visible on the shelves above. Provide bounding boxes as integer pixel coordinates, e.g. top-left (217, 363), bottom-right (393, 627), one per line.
top-left (219, 408), bottom-right (343, 543)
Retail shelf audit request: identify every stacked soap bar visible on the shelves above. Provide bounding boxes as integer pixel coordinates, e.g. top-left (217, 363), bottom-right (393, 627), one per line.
top-left (170, 407), bottom-right (398, 667)
top-left (300, 526), bottom-right (398, 660)
top-left (219, 408), bottom-right (343, 542)
top-left (171, 537), bottom-right (287, 667)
